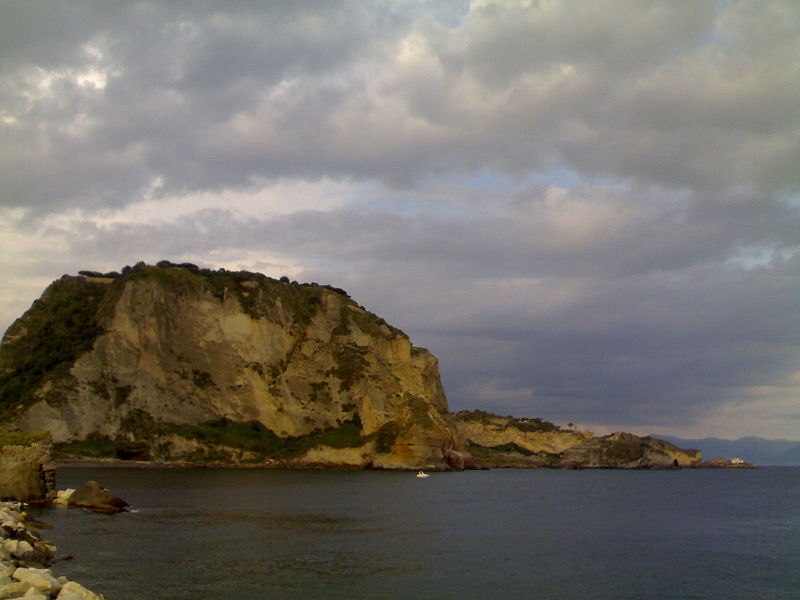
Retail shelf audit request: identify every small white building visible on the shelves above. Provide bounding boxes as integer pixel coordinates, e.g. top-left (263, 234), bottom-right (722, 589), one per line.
top-left (730, 457), bottom-right (745, 464)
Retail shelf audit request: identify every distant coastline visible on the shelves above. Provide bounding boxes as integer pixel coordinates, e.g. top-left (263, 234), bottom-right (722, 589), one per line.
top-left (655, 435), bottom-right (800, 467)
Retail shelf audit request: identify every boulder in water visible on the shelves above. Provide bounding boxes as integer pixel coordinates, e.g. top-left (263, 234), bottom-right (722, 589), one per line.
top-left (57, 580), bottom-right (105, 600)
top-left (67, 482), bottom-right (128, 514)
top-left (12, 567), bottom-right (61, 596)
top-left (52, 490), bottom-right (75, 507)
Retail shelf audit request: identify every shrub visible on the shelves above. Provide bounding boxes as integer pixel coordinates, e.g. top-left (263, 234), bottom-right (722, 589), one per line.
top-left (54, 434), bottom-right (149, 460)
top-left (0, 432), bottom-right (48, 448)
top-left (191, 369), bottom-right (216, 389)
top-left (373, 421), bottom-right (400, 454)
top-left (329, 343), bottom-right (368, 392)
top-left (175, 415), bottom-right (366, 460)
top-left (488, 442), bottom-right (534, 456)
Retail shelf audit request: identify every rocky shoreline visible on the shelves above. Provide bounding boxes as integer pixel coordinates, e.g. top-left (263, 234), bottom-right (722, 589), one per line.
top-left (0, 502), bottom-right (105, 600)
top-left (54, 455), bottom-right (755, 471)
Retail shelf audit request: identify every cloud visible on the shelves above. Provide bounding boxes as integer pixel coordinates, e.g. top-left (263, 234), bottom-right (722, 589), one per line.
top-left (3, 180), bottom-right (798, 438)
top-left (2, 0), bottom-right (799, 214)
top-left (0, 0), bottom-right (798, 438)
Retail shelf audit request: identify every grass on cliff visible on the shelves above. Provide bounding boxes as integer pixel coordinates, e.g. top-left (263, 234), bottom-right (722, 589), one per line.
top-left (333, 304), bottom-right (404, 340)
top-left (373, 421), bottom-right (400, 454)
top-left (0, 276), bottom-right (107, 413)
top-left (55, 435), bottom-right (150, 460)
top-left (329, 343), bottom-right (369, 392)
top-left (0, 432), bottom-right (49, 448)
top-left (174, 415), bottom-right (366, 460)
top-left (486, 441), bottom-right (535, 456)
top-left (453, 410), bottom-right (562, 433)
top-left (603, 435), bottom-right (646, 463)
top-left (54, 414), bottom-right (379, 462)
top-left (119, 262), bottom-right (327, 326)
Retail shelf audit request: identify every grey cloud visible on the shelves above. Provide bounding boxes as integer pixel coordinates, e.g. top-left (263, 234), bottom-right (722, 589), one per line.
top-left (457, 0), bottom-right (719, 85)
top-left (0, 0), bottom-right (405, 210)
top-left (3, 0), bottom-right (799, 215)
top-left (21, 182), bottom-right (797, 434)
top-left (50, 183), bottom-right (800, 286)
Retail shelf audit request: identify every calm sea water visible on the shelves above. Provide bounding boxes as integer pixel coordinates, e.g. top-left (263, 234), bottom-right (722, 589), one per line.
top-left (30, 467), bottom-right (800, 600)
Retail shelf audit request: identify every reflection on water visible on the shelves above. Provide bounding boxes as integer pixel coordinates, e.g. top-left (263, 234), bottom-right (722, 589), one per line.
top-left (155, 509), bottom-right (385, 533)
top-left (31, 467), bottom-right (800, 600)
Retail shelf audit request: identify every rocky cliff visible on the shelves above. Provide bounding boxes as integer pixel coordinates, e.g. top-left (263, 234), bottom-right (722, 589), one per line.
top-left (0, 262), bottom-right (466, 470)
top-left (558, 432), bottom-right (701, 468)
top-left (1, 262), bottom-right (702, 471)
top-left (454, 411), bottom-right (701, 468)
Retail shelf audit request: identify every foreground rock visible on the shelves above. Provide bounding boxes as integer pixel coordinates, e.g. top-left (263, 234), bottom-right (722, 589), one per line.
top-left (0, 435), bottom-right (55, 502)
top-left (66, 482), bottom-right (128, 514)
top-left (0, 502), bottom-right (104, 599)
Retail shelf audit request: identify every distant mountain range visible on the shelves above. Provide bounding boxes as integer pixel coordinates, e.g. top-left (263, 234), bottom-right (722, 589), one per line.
top-left (654, 435), bottom-right (800, 466)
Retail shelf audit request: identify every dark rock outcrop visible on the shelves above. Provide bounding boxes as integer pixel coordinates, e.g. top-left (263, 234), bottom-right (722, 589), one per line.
top-left (67, 482), bottom-right (128, 514)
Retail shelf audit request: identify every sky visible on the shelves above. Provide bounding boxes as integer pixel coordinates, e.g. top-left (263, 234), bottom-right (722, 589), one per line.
top-left (1, 0), bottom-right (798, 440)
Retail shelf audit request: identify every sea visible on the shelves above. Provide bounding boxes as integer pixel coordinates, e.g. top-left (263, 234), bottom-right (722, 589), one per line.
top-left (30, 466), bottom-right (800, 600)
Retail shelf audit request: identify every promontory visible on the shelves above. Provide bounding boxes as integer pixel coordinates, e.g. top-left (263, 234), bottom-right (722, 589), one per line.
top-left (0, 262), bottom-right (701, 470)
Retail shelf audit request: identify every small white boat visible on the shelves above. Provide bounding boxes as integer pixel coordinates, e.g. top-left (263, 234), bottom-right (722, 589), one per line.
top-left (416, 471), bottom-right (430, 478)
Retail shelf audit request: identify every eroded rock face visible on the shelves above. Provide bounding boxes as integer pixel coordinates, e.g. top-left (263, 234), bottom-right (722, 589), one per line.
top-left (560, 432), bottom-right (702, 468)
top-left (454, 411), bottom-right (591, 455)
top-left (454, 412), bottom-right (702, 469)
top-left (0, 437), bottom-right (55, 502)
top-left (1, 263), bottom-right (460, 469)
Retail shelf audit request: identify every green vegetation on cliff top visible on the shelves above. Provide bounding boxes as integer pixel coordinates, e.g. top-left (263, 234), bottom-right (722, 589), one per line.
top-left (453, 409), bottom-right (562, 433)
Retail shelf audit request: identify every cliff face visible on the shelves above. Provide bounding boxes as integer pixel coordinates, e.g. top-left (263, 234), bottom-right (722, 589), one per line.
top-left (454, 411), bottom-right (591, 454)
top-left (559, 432), bottom-right (702, 468)
top-left (0, 262), bottom-right (704, 471)
top-left (0, 263), bottom-right (463, 469)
